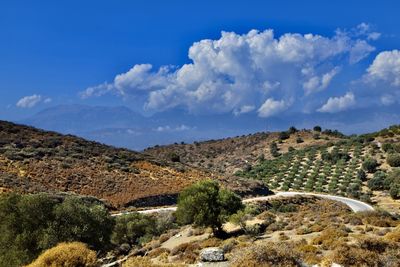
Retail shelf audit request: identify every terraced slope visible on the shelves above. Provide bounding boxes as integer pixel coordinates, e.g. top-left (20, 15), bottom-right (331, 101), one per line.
top-left (145, 129), bottom-right (343, 175)
top-left (237, 125), bottom-right (400, 211)
top-left (0, 121), bottom-right (211, 208)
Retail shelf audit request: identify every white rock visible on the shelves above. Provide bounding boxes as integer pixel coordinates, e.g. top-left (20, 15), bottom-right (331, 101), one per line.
top-left (200, 247), bottom-right (224, 262)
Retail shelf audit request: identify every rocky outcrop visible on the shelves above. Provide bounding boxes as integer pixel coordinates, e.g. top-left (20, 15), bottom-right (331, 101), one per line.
top-left (200, 247), bottom-right (225, 262)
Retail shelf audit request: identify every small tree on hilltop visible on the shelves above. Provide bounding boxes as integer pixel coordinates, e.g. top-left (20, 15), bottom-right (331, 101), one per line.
top-left (313, 126), bottom-right (322, 132)
top-left (176, 180), bottom-right (243, 235)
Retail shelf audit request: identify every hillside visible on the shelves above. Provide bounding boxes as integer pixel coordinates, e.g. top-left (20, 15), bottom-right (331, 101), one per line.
top-left (0, 121), bottom-right (212, 208)
top-left (144, 128), bottom-right (344, 175)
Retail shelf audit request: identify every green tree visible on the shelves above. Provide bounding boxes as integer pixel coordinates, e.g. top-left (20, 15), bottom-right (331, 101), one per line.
top-left (176, 180), bottom-right (243, 235)
top-left (367, 171), bottom-right (387, 190)
top-left (44, 197), bottom-right (114, 250)
top-left (313, 126), bottom-right (322, 132)
top-left (387, 153), bottom-right (400, 167)
top-left (111, 212), bottom-right (156, 245)
top-left (362, 158), bottom-right (379, 173)
top-left (390, 183), bottom-right (400, 199)
top-left (0, 194), bottom-right (113, 267)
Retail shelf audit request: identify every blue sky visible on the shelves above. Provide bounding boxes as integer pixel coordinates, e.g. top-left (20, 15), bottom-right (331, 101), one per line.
top-left (1, 0), bottom-right (400, 146)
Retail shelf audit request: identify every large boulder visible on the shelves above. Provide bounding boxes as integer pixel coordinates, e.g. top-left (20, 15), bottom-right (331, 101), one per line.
top-left (200, 247), bottom-right (225, 262)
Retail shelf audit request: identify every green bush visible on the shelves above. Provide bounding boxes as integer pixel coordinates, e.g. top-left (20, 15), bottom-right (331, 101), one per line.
top-left (367, 171), bottom-right (387, 190)
top-left (0, 193), bottom-right (113, 267)
top-left (362, 158), bottom-right (379, 173)
top-left (390, 183), bottom-right (400, 199)
top-left (278, 131), bottom-right (290, 140)
top-left (176, 180), bottom-right (243, 234)
top-left (313, 126), bottom-right (322, 132)
top-left (387, 153), bottom-right (400, 167)
top-left (112, 212), bottom-right (156, 246)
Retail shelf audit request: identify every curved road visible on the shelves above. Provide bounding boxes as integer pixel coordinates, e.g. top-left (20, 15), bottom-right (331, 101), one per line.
top-left (112, 191), bottom-right (373, 216)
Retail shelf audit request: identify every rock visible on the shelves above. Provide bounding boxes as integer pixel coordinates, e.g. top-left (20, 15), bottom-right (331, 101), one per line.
top-left (200, 247), bottom-right (225, 262)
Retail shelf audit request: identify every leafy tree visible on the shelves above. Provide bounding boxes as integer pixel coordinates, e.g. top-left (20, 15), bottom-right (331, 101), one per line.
top-left (111, 212), bottom-right (156, 245)
top-left (0, 194), bottom-right (113, 267)
top-left (44, 197), bottom-right (114, 250)
top-left (176, 180), bottom-right (243, 234)
top-left (313, 126), bottom-right (322, 132)
top-left (387, 153), bottom-right (400, 167)
top-left (390, 183), bottom-right (400, 199)
top-left (367, 171), bottom-right (387, 190)
top-left (270, 142), bottom-right (280, 157)
top-left (288, 126), bottom-right (298, 134)
top-left (382, 143), bottom-right (393, 152)
top-left (278, 131), bottom-right (290, 140)
top-left (362, 158), bottom-right (379, 173)
top-left (357, 169), bottom-right (367, 182)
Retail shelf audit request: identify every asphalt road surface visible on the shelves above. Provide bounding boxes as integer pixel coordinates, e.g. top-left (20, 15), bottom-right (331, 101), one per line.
top-left (112, 191), bottom-right (374, 216)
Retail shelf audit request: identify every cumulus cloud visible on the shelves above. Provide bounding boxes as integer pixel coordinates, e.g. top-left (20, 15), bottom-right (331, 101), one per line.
top-left (82, 25), bottom-right (377, 117)
top-left (318, 92), bottom-right (356, 113)
top-left (16, 95), bottom-right (45, 108)
top-left (364, 50), bottom-right (400, 86)
top-left (258, 98), bottom-right (290, 117)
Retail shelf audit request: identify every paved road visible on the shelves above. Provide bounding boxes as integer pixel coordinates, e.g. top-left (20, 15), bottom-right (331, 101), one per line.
top-left (246, 191), bottom-right (374, 212)
top-left (112, 191), bottom-right (373, 217)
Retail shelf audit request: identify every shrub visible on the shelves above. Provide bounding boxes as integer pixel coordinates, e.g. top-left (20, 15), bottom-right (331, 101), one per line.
top-left (288, 126), bottom-right (298, 134)
top-left (231, 242), bottom-right (301, 267)
top-left (311, 227), bottom-right (349, 249)
top-left (26, 242), bottom-right (97, 267)
top-left (112, 212), bottom-right (156, 246)
top-left (387, 153), bottom-right (400, 167)
top-left (313, 126), bottom-right (322, 132)
top-left (0, 193), bottom-right (113, 267)
top-left (362, 158), bottom-right (379, 173)
top-left (390, 183), bottom-right (400, 199)
top-left (176, 180), bottom-right (243, 234)
top-left (367, 171), bottom-right (387, 190)
top-left (296, 137), bottom-right (304, 143)
top-left (279, 131), bottom-right (290, 140)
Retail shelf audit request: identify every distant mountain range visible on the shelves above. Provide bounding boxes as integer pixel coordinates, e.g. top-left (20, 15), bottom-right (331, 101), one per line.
top-left (18, 104), bottom-right (400, 150)
top-left (18, 104), bottom-right (266, 150)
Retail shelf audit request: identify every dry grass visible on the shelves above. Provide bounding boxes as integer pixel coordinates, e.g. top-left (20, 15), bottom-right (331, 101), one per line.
top-left (123, 256), bottom-right (184, 267)
top-left (311, 226), bottom-right (349, 249)
top-left (230, 242), bottom-right (302, 267)
top-left (26, 242), bottom-right (97, 267)
top-left (322, 237), bottom-right (400, 267)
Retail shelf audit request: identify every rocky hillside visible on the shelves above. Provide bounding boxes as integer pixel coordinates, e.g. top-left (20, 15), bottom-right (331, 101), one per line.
top-left (0, 121), bottom-right (212, 208)
top-left (144, 128), bottom-right (344, 175)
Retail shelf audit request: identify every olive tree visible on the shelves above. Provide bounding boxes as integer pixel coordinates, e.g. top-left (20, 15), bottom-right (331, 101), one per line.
top-left (176, 180), bottom-right (243, 235)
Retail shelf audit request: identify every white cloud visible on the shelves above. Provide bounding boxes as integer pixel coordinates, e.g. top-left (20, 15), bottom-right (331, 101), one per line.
top-left (82, 26), bottom-right (377, 117)
top-left (258, 98), bottom-right (289, 118)
top-left (380, 94), bottom-right (396, 106)
top-left (318, 92), bottom-right (355, 113)
top-left (233, 105), bottom-right (255, 116)
top-left (303, 67), bottom-right (340, 95)
top-left (365, 50), bottom-right (400, 86)
top-left (155, 124), bottom-right (193, 132)
top-left (16, 95), bottom-right (43, 108)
